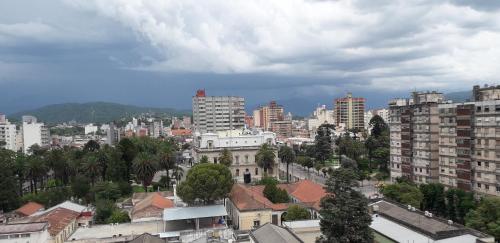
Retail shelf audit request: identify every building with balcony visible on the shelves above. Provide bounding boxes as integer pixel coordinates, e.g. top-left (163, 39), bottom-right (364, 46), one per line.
top-left (334, 92), bottom-right (365, 131)
top-left (192, 90), bottom-right (245, 133)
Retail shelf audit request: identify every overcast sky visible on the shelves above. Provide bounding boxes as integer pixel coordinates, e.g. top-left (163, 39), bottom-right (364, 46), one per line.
top-left (1, 0), bottom-right (500, 115)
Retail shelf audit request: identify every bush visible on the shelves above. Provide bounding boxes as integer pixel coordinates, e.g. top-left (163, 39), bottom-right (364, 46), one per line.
top-left (284, 205), bottom-right (311, 221)
top-left (94, 200), bottom-right (115, 224)
top-left (117, 181), bottom-right (132, 196)
top-left (106, 210), bottom-right (130, 224)
top-left (256, 175), bottom-right (279, 186)
top-left (263, 183), bottom-right (289, 203)
top-left (92, 182), bottom-right (122, 202)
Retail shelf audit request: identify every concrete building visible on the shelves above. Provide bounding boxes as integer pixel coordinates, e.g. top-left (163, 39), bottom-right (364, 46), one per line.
top-left (388, 92), bottom-right (444, 184)
top-left (334, 92), bottom-right (365, 131)
top-left (307, 105), bottom-right (334, 133)
top-left (270, 120), bottom-right (292, 139)
top-left (84, 124), bottom-right (98, 135)
top-left (106, 123), bottom-right (120, 145)
top-left (253, 101), bottom-right (285, 131)
top-left (192, 89), bottom-right (245, 133)
top-left (0, 115), bottom-right (17, 151)
top-left (193, 129), bottom-right (278, 182)
top-left (364, 109), bottom-right (389, 131)
top-left (21, 116), bottom-right (49, 153)
top-left (0, 222), bottom-right (50, 243)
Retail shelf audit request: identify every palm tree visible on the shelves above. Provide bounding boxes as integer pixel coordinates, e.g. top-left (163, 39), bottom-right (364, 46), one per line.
top-left (26, 155), bottom-right (47, 194)
top-left (256, 144), bottom-right (276, 174)
top-left (172, 165), bottom-right (184, 183)
top-left (278, 145), bottom-right (295, 183)
top-left (133, 152), bottom-right (158, 192)
top-left (14, 152), bottom-right (27, 196)
top-left (83, 153), bottom-right (102, 186)
top-left (158, 150), bottom-right (175, 189)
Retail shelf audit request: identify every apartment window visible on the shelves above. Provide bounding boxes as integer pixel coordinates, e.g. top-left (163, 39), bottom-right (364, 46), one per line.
top-left (235, 156), bottom-right (239, 164)
top-left (485, 184), bottom-right (490, 190)
top-left (478, 161), bottom-right (482, 166)
top-left (496, 186), bottom-right (500, 192)
top-left (485, 162), bottom-right (489, 168)
top-left (235, 169), bottom-right (240, 176)
top-left (245, 155), bottom-right (249, 163)
top-left (477, 106), bottom-right (482, 112)
top-left (477, 183), bottom-right (482, 188)
top-left (477, 172), bottom-right (481, 178)
top-left (485, 106), bottom-right (490, 112)
top-left (253, 220), bottom-right (260, 227)
top-left (496, 105), bottom-right (500, 112)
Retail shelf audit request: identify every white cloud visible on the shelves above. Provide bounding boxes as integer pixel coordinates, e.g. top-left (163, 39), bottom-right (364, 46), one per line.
top-left (29, 0), bottom-right (500, 91)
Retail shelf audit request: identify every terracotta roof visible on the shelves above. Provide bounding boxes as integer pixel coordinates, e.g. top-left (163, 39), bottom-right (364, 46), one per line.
top-left (132, 191), bottom-right (173, 205)
top-left (129, 233), bottom-right (164, 243)
top-left (230, 180), bottom-right (326, 212)
top-left (15, 202), bottom-right (44, 216)
top-left (29, 207), bottom-right (79, 236)
top-left (131, 192), bottom-right (174, 220)
top-left (171, 129), bottom-right (192, 136)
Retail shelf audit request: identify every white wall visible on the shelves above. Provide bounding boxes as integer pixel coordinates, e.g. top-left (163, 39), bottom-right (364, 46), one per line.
top-left (22, 122), bottom-right (43, 153)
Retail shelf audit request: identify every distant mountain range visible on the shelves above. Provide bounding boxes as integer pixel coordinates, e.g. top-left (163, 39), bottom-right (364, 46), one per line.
top-left (444, 91), bottom-right (471, 103)
top-left (9, 102), bottom-right (191, 124)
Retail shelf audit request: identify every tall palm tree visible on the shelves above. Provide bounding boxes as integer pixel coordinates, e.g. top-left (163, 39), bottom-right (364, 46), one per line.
top-left (83, 153), bottom-right (102, 186)
top-left (14, 152), bottom-right (27, 196)
top-left (256, 144), bottom-right (276, 174)
top-left (133, 152), bottom-right (158, 192)
top-left (278, 145), bottom-right (295, 183)
top-left (158, 150), bottom-right (175, 189)
top-left (26, 155), bottom-right (47, 194)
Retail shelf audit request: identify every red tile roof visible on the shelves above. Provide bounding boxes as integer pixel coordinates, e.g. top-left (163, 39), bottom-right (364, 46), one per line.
top-left (171, 129), bottom-right (192, 136)
top-left (15, 202), bottom-right (44, 216)
top-left (29, 207), bottom-right (79, 236)
top-left (230, 180), bottom-right (326, 212)
top-left (131, 192), bottom-right (174, 220)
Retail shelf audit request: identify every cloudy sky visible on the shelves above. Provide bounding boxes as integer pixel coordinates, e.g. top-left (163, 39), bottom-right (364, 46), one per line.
top-left (1, 0), bottom-right (500, 115)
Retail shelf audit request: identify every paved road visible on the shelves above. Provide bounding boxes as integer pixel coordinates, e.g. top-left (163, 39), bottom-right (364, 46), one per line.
top-left (279, 162), bottom-right (379, 198)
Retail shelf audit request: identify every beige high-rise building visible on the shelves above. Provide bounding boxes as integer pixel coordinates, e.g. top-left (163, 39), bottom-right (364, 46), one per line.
top-left (253, 101), bottom-right (284, 131)
top-left (334, 92), bottom-right (365, 131)
top-left (192, 90), bottom-right (245, 133)
top-left (388, 92), bottom-right (444, 184)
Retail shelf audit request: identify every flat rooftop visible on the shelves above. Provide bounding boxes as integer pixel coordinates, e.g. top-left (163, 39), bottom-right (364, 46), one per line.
top-left (0, 222), bottom-right (48, 234)
top-left (67, 221), bottom-right (163, 241)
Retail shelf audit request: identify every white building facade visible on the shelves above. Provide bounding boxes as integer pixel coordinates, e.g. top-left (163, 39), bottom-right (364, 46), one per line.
top-left (21, 116), bottom-right (49, 153)
top-left (0, 115), bottom-right (17, 151)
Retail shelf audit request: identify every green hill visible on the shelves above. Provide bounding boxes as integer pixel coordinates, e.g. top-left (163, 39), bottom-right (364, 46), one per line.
top-left (9, 102), bottom-right (191, 124)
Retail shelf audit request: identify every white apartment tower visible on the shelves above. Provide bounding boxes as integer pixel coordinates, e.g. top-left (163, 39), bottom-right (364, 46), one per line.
top-left (192, 90), bottom-right (245, 133)
top-left (0, 114), bottom-right (17, 151)
top-left (22, 115), bottom-right (50, 153)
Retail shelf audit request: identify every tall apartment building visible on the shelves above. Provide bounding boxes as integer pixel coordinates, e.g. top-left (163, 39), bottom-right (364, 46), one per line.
top-left (192, 90), bottom-right (245, 133)
top-left (21, 116), bottom-right (50, 153)
top-left (253, 101), bottom-right (284, 131)
top-left (334, 92), bottom-right (365, 131)
top-left (388, 92), bottom-right (444, 184)
top-left (307, 105), bottom-right (335, 133)
top-left (0, 114), bottom-right (17, 151)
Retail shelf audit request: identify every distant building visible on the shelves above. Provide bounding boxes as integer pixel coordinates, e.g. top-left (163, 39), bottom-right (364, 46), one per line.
top-left (131, 192), bottom-right (174, 222)
top-left (106, 123), bottom-right (120, 145)
top-left (364, 108), bottom-right (389, 131)
top-left (84, 124), bottom-right (98, 135)
top-left (307, 105), bottom-right (334, 134)
top-left (334, 92), bottom-right (365, 131)
top-left (192, 89), bottom-right (245, 133)
top-left (193, 129), bottom-right (278, 182)
top-left (253, 101), bottom-right (285, 131)
top-left (14, 202), bottom-right (45, 218)
top-left (21, 116), bottom-right (50, 153)
top-left (0, 222), bottom-right (50, 242)
top-left (0, 115), bottom-right (17, 151)
top-left (270, 120), bottom-right (292, 138)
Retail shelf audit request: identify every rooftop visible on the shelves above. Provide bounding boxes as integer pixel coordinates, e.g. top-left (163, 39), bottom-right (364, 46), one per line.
top-left (32, 201), bottom-right (88, 216)
top-left (163, 205), bottom-right (227, 221)
top-left (250, 223), bottom-right (303, 243)
top-left (15, 202), bottom-right (44, 216)
top-left (67, 221), bottom-right (163, 241)
top-left (132, 192), bottom-right (175, 221)
top-left (29, 207), bottom-right (80, 236)
top-left (0, 222), bottom-right (48, 235)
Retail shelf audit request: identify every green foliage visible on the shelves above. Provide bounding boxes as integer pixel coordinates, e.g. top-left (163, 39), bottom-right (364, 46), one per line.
top-left (199, 155), bottom-right (209, 163)
top-left (465, 197), bottom-right (500, 240)
top-left (381, 182), bottom-right (423, 207)
top-left (133, 152), bottom-right (158, 192)
top-left (117, 181), bottom-right (132, 196)
top-left (10, 102), bottom-right (189, 124)
top-left (419, 183), bottom-right (446, 217)
top-left (177, 163), bottom-right (233, 205)
top-left (369, 115), bottom-right (388, 138)
top-left (296, 156), bottom-right (313, 170)
top-left (314, 124), bottom-right (334, 162)
top-left (106, 210), bottom-right (130, 224)
top-left (284, 205), bottom-right (311, 221)
top-left (256, 144), bottom-right (276, 171)
top-left (263, 183), bottom-right (289, 203)
top-left (278, 146), bottom-right (295, 182)
top-left (71, 175), bottom-right (91, 199)
top-left (318, 168), bottom-right (373, 242)
top-left (21, 187), bottom-right (71, 208)
top-left (92, 181), bottom-right (122, 202)
top-left (0, 149), bottom-right (20, 211)
top-left (255, 175), bottom-right (279, 186)
top-left (219, 149), bottom-right (233, 167)
top-left (94, 200), bottom-right (116, 224)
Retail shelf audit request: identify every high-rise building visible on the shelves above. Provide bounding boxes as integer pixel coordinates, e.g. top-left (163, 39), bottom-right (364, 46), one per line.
top-left (21, 116), bottom-right (50, 153)
top-left (192, 89), bottom-right (245, 133)
top-left (307, 105), bottom-right (335, 132)
top-left (334, 92), bottom-right (365, 131)
top-left (0, 114), bottom-right (17, 151)
top-left (365, 109), bottom-right (389, 131)
top-left (253, 101), bottom-right (284, 131)
top-left (388, 92), bottom-right (444, 184)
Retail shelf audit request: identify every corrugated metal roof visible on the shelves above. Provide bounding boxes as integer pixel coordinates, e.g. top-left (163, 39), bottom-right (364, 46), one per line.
top-left (163, 205), bottom-right (227, 221)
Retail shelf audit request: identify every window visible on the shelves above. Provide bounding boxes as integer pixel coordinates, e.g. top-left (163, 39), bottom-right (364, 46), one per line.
top-left (478, 161), bottom-right (482, 166)
top-left (477, 172), bottom-right (481, 178)
top-left (485, 185), bottom-right (490, 190)
top-left (477, 106), bottom-right (482, 112)
top-left (477, 183), bottom-right (482, 188)
top-left (485, 106), bottom-right (490, 112)
top-left (245, 155), bottom-right (249, 163)
top-left (255, 168), bottom-right (259, 175)
top-left (235, 169), bottom-right (240, 176)
top-left (213, 157), bottom-right (218, 164)
top-left (485, 162), bottom-right (489, 168)
top-left (235, 156), bottom-right (239, 164)
top-left (253, 220), bottom-right (260, 227)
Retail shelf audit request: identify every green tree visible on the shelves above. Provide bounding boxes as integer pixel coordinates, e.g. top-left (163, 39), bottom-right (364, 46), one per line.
top-left (420, 183), bottom-right (446, 216)
top-left (14, 152), bottom-right (28, 197)
top-left (446, 189), bottom-right (475, 224)
top-left (106, 210), bottom-right (130, 223)
top-left (318, 168), bottom-right (373, 243)
top-left (71, 175), bottom-right (91, 200)
top-left (296, 156), bottom-right (313, 173)
top-left (26, 155), bottom-right (47, 194)
top-left (94, 200), bottom-right (116, 224)
top-left (177, 163), bottom-right (233, 205)
top-left (199, 155), bottom-right (209, 163)
top-left (83, 140), bottom-right (100, 153)
top-left (158, 150), bottom-right (176, 189)
top-left (0, 149), bottom-right (20, 211)
top-left (278, 145), bottom-right (295, 182)
top-left (465, 197), bottom-right (500, 240)
top-left (369, 115), bottom-right (388, 138)
top-left (381, 182), bottom-right (423, 207)
top-left (263, 183), bottom-right (289, 204)
top-left (314, 124), bottom-right (334, 162)
top-left (133, 152), bottom-right (158, 192)
top-left (117, 138), bottom-right (138, 181)
top-left (83, 153), bottom-right (102, 186)
top-left (256, 144), bottom-right (276, 173)
top-left (92, 181), bottom-right (122, 202)
top-left (219, 149), bottom-right (233, 167)
top-left (284, 205), bottom-right (311, 221)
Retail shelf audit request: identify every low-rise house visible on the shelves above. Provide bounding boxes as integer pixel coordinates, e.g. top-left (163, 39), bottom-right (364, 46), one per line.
top-left (226, 180), bottom-right (325, 230)
top-left (369, 200), bottom-right (495, 243)
top-left (250, 223), bottom-right (303, 243)
top-left (0, 222), bottom-right (50, 242)
top-left (131, 192), bottom-right (175, 222)
top-left (29, 208), bottom-right (80, 243)
top-left (32, 201), bottom-right (94, 227)
top-left (14, 202), bottom-right (44, 218)
top-left (193, 129), bottom-right (278, 183)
